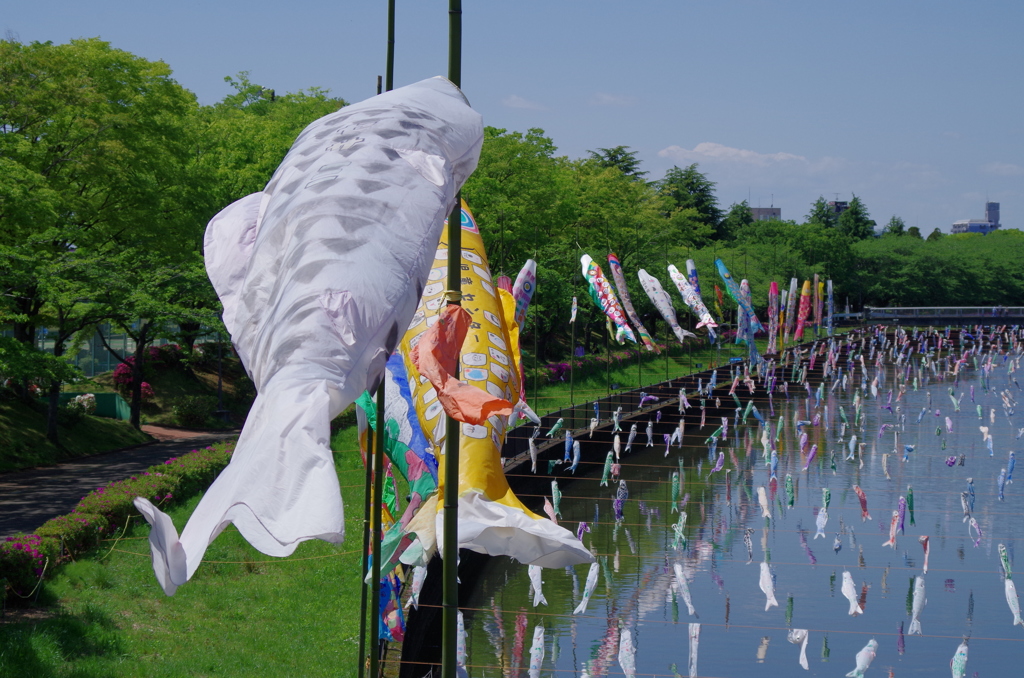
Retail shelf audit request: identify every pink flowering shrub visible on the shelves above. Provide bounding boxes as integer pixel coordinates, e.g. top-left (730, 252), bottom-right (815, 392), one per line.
top-left (35, 513), bottom-right (109, 554)
top-left (1, 440), bottom-right (234, 604)
top-left (0, 534), bottom-right (61, 596)
top-left (111, 344), bottom-right (181, 395)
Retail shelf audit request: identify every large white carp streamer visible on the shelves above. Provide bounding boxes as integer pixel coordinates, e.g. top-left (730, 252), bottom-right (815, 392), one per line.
top-left (133, 77), bottom-right (483, 596)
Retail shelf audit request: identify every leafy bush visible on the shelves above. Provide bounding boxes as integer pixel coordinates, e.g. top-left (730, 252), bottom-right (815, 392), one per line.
top-left (56, 402), bottom-right (85, 428)
top-left (35, 513), bottom-right (109, 554)
top-left (1, 441), bottom-right (234, 604)
top-left (75, 471), bottom-right (176, 525)
top-left (0, 534), bottom-right (61, 597)
top-left (152, 444), bottom-right (233, 498)
top-left (172, 395), bottom-right (218, 428)
top-left (73, 393), bottom-right (96, 414)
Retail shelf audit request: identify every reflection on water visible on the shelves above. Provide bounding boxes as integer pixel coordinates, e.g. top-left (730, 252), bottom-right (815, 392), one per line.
top-left (464, 328), bottom-right (1024, 677)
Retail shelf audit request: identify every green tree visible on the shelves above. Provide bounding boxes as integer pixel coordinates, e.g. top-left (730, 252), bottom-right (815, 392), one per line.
top-left (883, 216), bottom-right (906, 236)
top-left (906, 226), bottom-right (923, 239)
top-left (462, 127), bottom-right (572, 278)
top-left (656, 165), bottom-right (723, 237)
top-left (95, 249), bottom-right (220, 429)
top-left (837, 195), bottom-right (874, 240)
top-left (194, 72), bottom-right (347, 213)
top-left (926, 228), bottom-right (945, 242)
top-left (720, 200), bottom-right (754, 241)
top-left (806, 197), bottom-right (838, 229)
top-left (586, 146), bottom-right (647, 180)
top-left (0, 38), bottom-right (201, 349)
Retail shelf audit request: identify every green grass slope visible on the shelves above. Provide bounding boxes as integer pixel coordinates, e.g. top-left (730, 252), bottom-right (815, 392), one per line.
top-left (0, 397), bottom-right (151, 473)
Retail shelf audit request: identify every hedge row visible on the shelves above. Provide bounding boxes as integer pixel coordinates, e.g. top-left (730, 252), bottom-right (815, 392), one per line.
top-left (1, 441), bottom-right (235, 600)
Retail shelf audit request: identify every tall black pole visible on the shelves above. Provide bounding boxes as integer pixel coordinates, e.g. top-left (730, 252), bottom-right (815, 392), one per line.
top-left (369, 385), bottom-right (386, 678)
top-left (357, 420), bottom-right (373, 678)
top-left (385, 0), bottom-right (395, 91)
top-left (443, 3), bottom-right (463, 677)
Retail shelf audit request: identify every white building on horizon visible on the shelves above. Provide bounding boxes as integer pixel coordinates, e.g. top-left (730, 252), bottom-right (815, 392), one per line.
top-left (952, 202), bottom-right (1000, 234)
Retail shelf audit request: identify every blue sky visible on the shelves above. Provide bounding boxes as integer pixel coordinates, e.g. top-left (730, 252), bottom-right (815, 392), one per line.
top-left (7, 1), bottom-right (1022, 232)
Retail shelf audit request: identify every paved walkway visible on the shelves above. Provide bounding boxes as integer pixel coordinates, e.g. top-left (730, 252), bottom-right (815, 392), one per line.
top-left (0, 426), bottom-right (239, 538)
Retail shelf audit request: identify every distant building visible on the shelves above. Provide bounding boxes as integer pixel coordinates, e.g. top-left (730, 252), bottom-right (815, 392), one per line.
top-left (750, 207), bottom-right (781, 221)
top-left (828, 201), bottom-right (849, 216)
top-left (952, 201), bottom-right (1000, 234)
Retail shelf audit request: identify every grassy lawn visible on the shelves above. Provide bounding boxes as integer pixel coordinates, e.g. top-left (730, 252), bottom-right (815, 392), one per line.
top-left (522, 337), bottom-right (760, 417)
top-left (0, 356), bottom-right (254, 474)
top-left (0, 398), bottom-right (151, 473)
top-left (0, 426), bottom-right (366, 678)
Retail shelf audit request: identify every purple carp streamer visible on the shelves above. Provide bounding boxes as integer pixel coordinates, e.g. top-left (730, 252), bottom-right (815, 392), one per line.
top-left (608, 252), bottom-right (657, 352)
top-left (134, 77), bottom-right (483, 596)
top-left (582, 254), bottom-right (636, 344)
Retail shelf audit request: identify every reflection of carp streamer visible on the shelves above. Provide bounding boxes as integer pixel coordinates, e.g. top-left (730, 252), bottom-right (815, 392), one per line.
top-left (134, 77), bottom-right (484, 596)
top-left (582, 254), bottom-right (636, 344)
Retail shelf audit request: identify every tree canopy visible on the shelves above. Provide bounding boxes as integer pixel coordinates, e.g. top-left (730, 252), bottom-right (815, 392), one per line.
top-left (4, 37), bottom-right (1021, 398)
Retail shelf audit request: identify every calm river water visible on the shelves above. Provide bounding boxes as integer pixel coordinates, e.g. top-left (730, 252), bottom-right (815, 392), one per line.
top-left (464, 329), bottom-right (1023, 677)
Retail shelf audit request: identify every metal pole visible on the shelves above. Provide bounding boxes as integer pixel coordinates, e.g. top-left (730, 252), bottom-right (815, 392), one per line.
top-left (357, 417), bottom-right (373, 678)
top-left (385, 0), bottom-right (395, 91)
top-left (570, 313), bottom-right (576, 424)
top-left (443, 6), bottom-right (463, 677)
top-left (369, 385), bottom-right (386, 678)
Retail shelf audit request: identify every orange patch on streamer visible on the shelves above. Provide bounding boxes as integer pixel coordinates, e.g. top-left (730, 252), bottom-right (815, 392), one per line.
top-left (411, 304), bottom-right (513, 425)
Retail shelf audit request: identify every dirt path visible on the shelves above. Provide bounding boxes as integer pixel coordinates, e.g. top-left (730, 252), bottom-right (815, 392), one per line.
top-left (0, 426), bottom-right (238, 538)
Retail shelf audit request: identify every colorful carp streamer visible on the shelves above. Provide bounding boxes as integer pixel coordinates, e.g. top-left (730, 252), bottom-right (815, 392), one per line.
top-left (511, 259), bottom-right (537, 328)
top-left (398, 202), bottom-right (593, 568)
top-left (686, 258), bottom-right (702, 296)
top-left (638, 269), bottom-right (697, 344)
top-left (794, 280), bottom-right (812, 340)
top-left (668, 264), bottom-right (718, 339)
top-left (608, 253), bottom-right (657, 351)
top-left (582, 254), bottom-right (636, 344)
top-left (714, 258), bottom-right (763, 334)
top-left (767, 281), bottom-right (779, 354)
top-left (783, 278), bottom-right (799, 345)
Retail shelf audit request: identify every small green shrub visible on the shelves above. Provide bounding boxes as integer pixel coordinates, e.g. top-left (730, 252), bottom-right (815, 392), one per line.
top-left (36, 513), bottom-right (109, 554)
top-left (150, 444), bottom-right (233, 498)
top-left (172, 395), bottom-right (218, 428)
top-left (56, 402), bottom-right (85, 428)
top-left (75, 472), bottom-right (176, 525)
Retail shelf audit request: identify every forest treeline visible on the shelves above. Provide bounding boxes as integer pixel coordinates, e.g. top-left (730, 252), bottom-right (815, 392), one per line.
top-left (3, 39), bottom-right (1022, 441)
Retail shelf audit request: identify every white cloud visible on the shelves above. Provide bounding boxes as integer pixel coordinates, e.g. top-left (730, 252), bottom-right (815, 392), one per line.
top-left (981, 161), bottom-right (1024, 177)
top-left (657, 142), bottom-right (845, 176)
top-left (589, 92), bottom-right (634, 107)
top-left (501, 94), bottom-right (545, 110)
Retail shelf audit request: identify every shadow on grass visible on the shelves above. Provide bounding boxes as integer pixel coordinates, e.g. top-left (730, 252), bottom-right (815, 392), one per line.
top-left (0, 601), bottom-right (125, 677)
